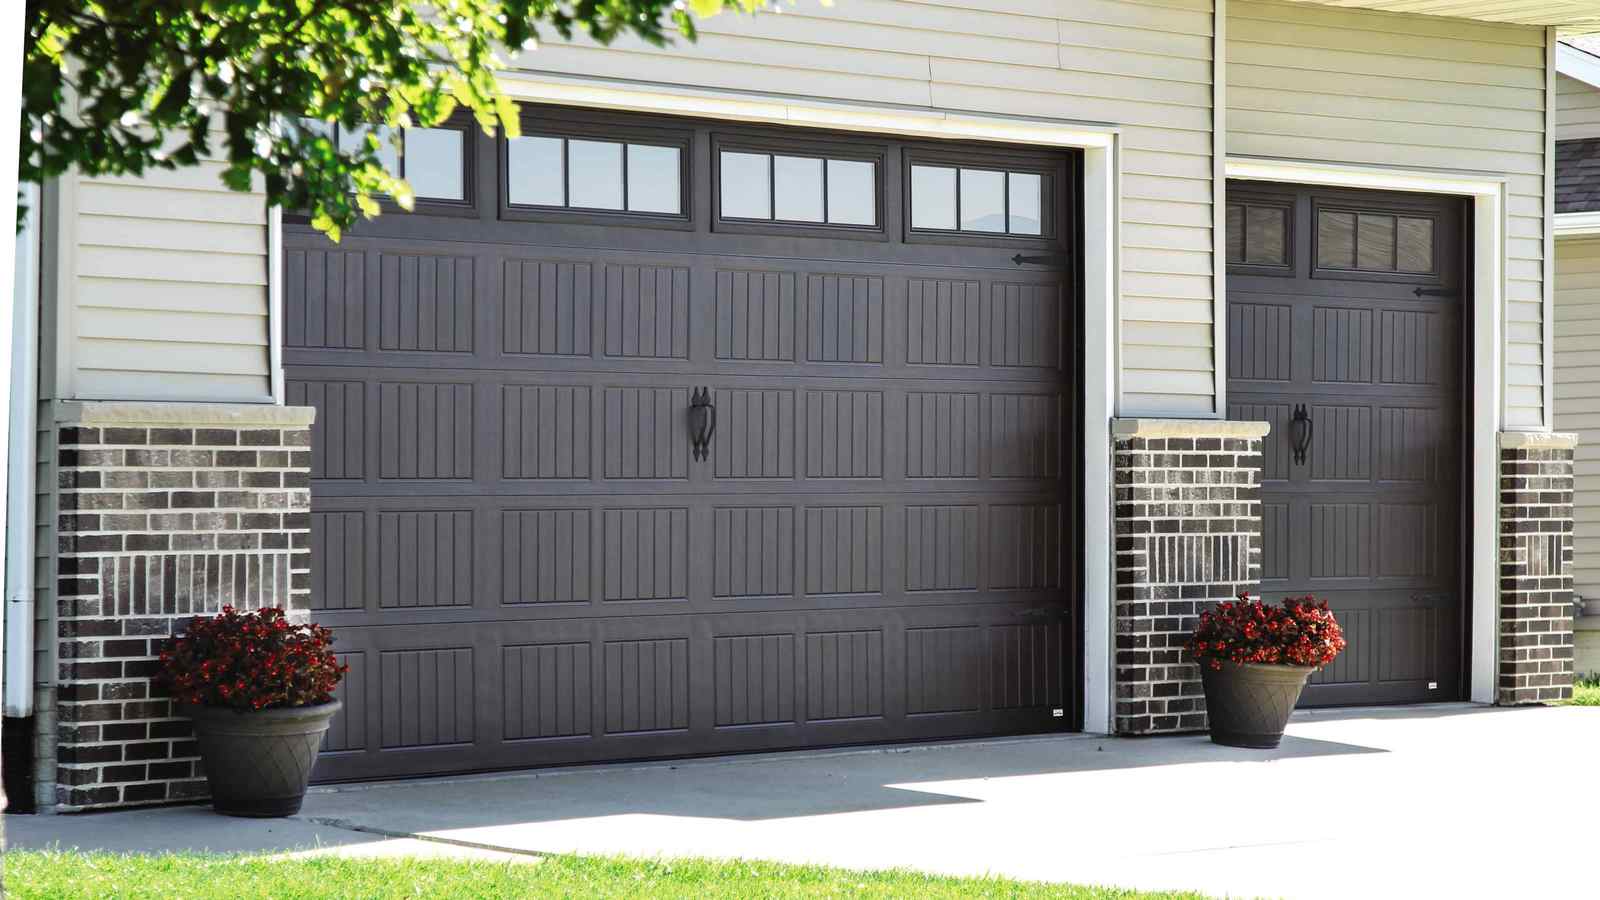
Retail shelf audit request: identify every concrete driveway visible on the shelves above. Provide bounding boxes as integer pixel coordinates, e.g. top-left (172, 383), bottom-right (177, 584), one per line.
top-left (9, 704), bottom-right (1596, 898)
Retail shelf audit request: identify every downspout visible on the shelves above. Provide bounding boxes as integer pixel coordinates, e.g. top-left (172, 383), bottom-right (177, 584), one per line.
top-left (5, 180), bottom-right (39, 718)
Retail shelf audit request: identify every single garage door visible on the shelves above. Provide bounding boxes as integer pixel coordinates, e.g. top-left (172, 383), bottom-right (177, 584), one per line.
top-left (1225, 182), bottom-right (1465, 706)
top-left (285, 105), bottom-right (1082, 781)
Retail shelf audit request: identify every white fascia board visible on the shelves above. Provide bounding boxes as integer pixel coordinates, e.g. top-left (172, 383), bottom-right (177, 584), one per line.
top-left (1556, 211), bottom-right (1600, 235)
top-left (1558, 42), bottom-right (1600, 91)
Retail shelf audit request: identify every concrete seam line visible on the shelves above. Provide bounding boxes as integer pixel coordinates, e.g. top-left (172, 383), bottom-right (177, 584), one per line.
top-left (297, 817), bottom-right (557, 860)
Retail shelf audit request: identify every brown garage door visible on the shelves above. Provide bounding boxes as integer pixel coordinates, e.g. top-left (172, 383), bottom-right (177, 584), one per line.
top-left (1226, 182), bottom-right (1465, 706)
top-left (285, 105), bottom-right (1082, 781)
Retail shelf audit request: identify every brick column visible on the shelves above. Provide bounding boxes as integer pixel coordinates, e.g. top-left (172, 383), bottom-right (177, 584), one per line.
top-left (51, 403), bottom-right (314, 811)
top-left (1112, 419), bottom-right (1269, 735)
top-left (1498, 432), bottom-right (1578, 705)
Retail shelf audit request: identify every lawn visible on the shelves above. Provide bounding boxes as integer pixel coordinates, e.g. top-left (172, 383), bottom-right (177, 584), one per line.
top-left (2, 850), bottom-right (1209, 900)
top-left (1566, 676), bottom-right (1600, 707)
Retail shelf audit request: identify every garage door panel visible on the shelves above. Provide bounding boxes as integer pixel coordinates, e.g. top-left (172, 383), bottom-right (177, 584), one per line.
top-left (300, 113), bottom-right (1079, 781)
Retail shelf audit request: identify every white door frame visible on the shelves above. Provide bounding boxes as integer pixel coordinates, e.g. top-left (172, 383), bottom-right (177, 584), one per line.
top-left (496, 71), bottom-right (1127, 733)
top-left (1225, 155), bottom-right (1511, 705)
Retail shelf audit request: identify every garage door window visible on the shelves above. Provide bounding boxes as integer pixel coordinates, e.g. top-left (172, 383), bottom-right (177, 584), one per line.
top-left (509, 134), bottom-right (683, 215)
top-left (306, 121), bottom-right (468, 202)
top-left (911, 164), bottom-right (1044, 236)
top-left (718, 149), bottom-right (878, 227)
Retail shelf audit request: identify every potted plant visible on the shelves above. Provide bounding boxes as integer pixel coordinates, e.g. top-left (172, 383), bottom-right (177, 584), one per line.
top-left (1186, 595), bottom-right (1347, 749)
top-left (157, 606), bottom-right (347, 817)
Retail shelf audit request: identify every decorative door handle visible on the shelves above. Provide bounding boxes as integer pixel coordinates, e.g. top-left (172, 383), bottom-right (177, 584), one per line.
top-left (1290, 404), bottom-right (1314, 466)
top-left (689, 387), bottom-right (716, 462)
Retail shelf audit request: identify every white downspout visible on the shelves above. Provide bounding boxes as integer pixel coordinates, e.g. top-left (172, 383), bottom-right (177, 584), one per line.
top-left (5, 181), bottom-right (39, 718)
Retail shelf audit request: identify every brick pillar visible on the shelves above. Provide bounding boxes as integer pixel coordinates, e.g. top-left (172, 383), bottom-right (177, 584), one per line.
top-left (1498, 432), bottom-right (1578, 705)
top-left (52, 403), bottom-right (314, 811)
top-left (1112, 419), bottom-right (1268, 735)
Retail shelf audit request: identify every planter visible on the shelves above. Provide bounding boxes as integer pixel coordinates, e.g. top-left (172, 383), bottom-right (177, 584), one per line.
top-left (1199, 662), bottom-right (1312, 749)
top-left (182, 700), bottom-right (341, 817)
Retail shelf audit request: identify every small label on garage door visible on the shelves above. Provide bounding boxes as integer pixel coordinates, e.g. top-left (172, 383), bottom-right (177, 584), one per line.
top-left (1053, 708), bottom-right (1065, 717)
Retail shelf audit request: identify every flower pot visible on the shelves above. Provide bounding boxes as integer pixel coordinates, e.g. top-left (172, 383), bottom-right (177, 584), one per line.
top-left (182, 700), bottom-right (341, 817)
top-left (1198, 662), bottom-right (1313, 749)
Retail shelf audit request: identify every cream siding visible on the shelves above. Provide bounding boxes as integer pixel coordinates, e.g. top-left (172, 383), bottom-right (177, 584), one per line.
top-left (514, 0), bottom-right (1220, 415)
top-left (1557, 72), bottom-right (1600, 140)
top-left (1554, 236), bottom-right (1600, 596)
top-left (1226, 0), bottom-right (1550, 427)
top-left (61, 150), bottom-right (272, 403)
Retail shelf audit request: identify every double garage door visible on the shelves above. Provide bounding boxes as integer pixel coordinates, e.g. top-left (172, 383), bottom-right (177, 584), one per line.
top-left (285, 106), bottom-right (1082, 781)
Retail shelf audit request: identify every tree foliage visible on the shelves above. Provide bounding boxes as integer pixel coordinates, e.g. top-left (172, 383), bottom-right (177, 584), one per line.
top-left (24, 0), bottom-right (755, 237)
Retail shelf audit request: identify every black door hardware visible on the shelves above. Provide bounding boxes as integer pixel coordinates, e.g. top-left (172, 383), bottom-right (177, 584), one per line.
top-left (1290, 404), bottom-right (1313, 466)
top-left (689, 387), bottom-right (717, 462)
top-left (1011, 253), bottom-right (1069, 266)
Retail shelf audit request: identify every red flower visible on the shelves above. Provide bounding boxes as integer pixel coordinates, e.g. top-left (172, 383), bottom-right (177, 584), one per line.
top-left (154, 606), bottom-right (347, 711)
top-left (1185, 594), bottom-right (1347, 670)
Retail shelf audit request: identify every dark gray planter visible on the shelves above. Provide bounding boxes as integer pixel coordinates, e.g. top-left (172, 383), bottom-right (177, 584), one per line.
top-left (183, 700), bottom-right (340, 817)
top-left (1199, 662), bottom-right (1312, 749)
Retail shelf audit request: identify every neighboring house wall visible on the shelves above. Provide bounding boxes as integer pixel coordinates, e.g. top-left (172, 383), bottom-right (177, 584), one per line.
top-left (1558, 72), bottom-right (1600, 140)
top-left (513, 0), bottom-right (1221, 416)
top-left (1555, 236), bottom-right (1600, 600)
top-left (1225, 0), bottom-right (1550, 428)
top-left (53, 153), bottom-right (273, 403)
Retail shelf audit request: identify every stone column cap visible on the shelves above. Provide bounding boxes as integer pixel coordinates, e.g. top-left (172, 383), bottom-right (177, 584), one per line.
top-left (56, 400), bottom-right (316, 427)
top-left (1499, 431), bottom-right (1579, 451)
top-left (1112, 418), bottom-right (1270, 439)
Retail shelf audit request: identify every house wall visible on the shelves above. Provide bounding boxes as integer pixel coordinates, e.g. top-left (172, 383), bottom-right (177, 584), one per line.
top-left (52, 146), bottom-right (273, 404)
top-left (1557, 72), bottom-right (1600, 140)
top-left (512, 0), bottom-right (1221, 416)
top-left (1225, 0), bottom-right (1551, 428)
top-left (1554, 236), bottom-right (1600, 599)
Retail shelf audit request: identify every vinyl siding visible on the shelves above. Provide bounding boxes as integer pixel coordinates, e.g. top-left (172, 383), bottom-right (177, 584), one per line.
top-left (1557, 72), bottom-right (1600, 140)
top-left (513, 0), bottom-right (1220, 415)
top-left (1556, 236), bottom-right (1600, 598)
top-left (1226, 0), bottom-right (1550, 428)
top-left (64, 147), bottom-right (272, 402)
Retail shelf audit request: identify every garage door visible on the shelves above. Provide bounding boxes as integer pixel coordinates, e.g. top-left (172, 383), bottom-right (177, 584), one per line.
top-left (1225, 182), bottom-right (1465, 706)
top-left (285, 106), bottom-right (1082, 781)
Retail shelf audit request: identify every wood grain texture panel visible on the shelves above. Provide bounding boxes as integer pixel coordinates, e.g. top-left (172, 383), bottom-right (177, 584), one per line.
top-left (989, 623), bottom-right (1062, 711)
top-left (1377, 406), bottom-right (1443, 483)
top-left (805, 274), bottom-right (883, 363)
top-left (1309, 405), bottom-right (1372, 481)
top-left (378, 252), bottom-right (473, 352)
top-left (907, 278), bottom-right (981, 366)
top-left (321, 651), bottom-right (367, 752)
top-left (713, 506), bottom-right (795, 598)
top-left (285, 247), bottom-right (365, 350)
top-left (1378, 608), bottom-right (1437, 683)
top-left (805, 630), bottom-right (883, 721)
top-left (604, 638), bottom-right (689, 733)
top-left (989, 504), bottom-right (1062, 590)
top-left (311, 511), bottom-right (364, 611)
top-left (989, 393), bottom-right (1060, 479)
top-left (503, 385), bottom-right (593, 479)
top-left (803, 506), bottom-right (883, 596)
top-left (716, 270), bottom-right (796, 361)
top-left (1312, 307), bottom-right (1373, 384)
top-left (1228, 302), bottom-right (1291, 382)
top-left (1378, 503), bottom-right (1437, 578)
top-left (989, 282), bottom-right (1060, 368)
top-left (714, 634), bottom-right (796, 727)
top-left (1310, 608), bottom-right (1372, 685)
top-left (1229, 401), bottom-right (1289, 481)
top-left (714, 389), bottom-right (796, 479)
top-left (1309, 504), bottom-right (1371, 578)
top-left (377, 510), bottom-right (474, 608)
top-left (603, 387), bottom-right (689, 479)
top-left (906, 392), bottom-right (980, 478)
top-left (604, 264), bottom-right (690, 359)
top-left (905, 505), bottom-right (979, 592)
top-left (378, 383), bottom-right (473, 479)
top-left (602, 508), bottom-right (689, 601)
top-left (288, 379), bottom-right (365, 480)
top-left (1261, 502), bottom-right (1290, 581)
top-left (379, 648), bottom-right (474, 748)
top-left (906, 626), bottom-right (983, 715)
top-left (804, 391), bottom-right (883, 478)
top-left (1379, 309), bottom-right (1444, 385)
top-left (503, 509), bottom-right (593, 605)
top-left (503, 642), bottom-right (593, 739)
top-left (503, 259), bottom-right (594, 356)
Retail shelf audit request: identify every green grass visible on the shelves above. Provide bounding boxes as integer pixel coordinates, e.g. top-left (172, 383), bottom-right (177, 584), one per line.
top-left (1566, 675), bottom-right (1600, 707)
top-left (1, 849), bottom-right (1208, 899)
